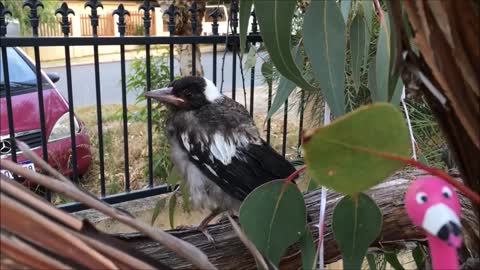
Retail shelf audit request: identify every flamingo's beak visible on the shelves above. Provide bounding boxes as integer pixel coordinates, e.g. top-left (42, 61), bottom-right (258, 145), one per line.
top-left (145, 87), bottom-right (185, 107)
top-left (422, 203), bottom-right (462, 248)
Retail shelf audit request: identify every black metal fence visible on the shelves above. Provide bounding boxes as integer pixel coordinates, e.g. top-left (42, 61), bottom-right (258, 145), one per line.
top-left (0, 0), bottom-right (303, 212)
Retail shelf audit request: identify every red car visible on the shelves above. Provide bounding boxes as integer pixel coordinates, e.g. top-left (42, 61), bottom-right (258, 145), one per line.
top-left (1, 47), bottom-right (91, 180)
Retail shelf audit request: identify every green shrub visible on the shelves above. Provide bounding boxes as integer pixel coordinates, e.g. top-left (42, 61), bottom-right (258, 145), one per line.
top-left (126, 52), bottom-right (175, 181)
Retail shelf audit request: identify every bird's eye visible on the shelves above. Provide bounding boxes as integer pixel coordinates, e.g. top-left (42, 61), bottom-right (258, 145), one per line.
top-left (416, 192), bottom-right (428, 204)
top-left (442, 186), bottom-right (452, 199)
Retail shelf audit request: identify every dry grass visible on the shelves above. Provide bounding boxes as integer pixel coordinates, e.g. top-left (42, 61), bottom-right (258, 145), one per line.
top-left (53, 104), bottom-right (300, 204)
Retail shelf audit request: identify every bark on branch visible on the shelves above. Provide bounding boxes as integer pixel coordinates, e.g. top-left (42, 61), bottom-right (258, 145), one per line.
top-left (117, 170), bottom-right (479, 269)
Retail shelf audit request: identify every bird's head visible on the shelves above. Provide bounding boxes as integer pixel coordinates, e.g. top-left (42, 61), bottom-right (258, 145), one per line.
top-left (145, 76), bottom-right (222, 110)
top-left (405, 176), bottom-right (462, 248)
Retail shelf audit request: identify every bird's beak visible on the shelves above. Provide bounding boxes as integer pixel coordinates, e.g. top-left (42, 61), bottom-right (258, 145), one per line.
top-left (422, 203), bottom-right (462, 248)
top-left (145, 87), bottom-right (185, 107)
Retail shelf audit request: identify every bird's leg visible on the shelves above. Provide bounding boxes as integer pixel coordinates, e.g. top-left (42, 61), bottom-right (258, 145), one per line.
top-left (197, 209), bottom-right (223, 243)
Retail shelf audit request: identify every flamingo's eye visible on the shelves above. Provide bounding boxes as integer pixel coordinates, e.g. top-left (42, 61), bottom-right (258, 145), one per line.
top-left (442, 186), bottom-right (452, 199)
top-left (416, 192), bottom-right (428, 204)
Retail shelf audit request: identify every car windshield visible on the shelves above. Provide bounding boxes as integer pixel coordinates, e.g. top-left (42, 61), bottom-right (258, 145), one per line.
top-left (0, 48), bottom-right (38, 91)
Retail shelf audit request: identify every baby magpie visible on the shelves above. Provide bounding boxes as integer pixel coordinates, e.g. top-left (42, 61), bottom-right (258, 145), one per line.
top-left (145, 76), bottom-right (296, 239)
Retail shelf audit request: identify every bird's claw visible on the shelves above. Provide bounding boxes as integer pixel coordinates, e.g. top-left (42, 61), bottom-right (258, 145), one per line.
top-left (176, 224), bottom-right (216, 245)
top-left (199, 227), bottom-right (215, 244)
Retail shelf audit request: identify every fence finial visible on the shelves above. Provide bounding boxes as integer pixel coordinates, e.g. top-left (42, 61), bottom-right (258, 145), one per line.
top-left (164, 4), bottom-right (178, 36)
top-left (139, 0), bottom-right (154, 36)
top-left (250, 9), bottom-right (258, 35)
top-left (0, 3), bottom-right (12, 37)
top-left (209, 7), bottom-right (222, 36)
top-left (231, 0), bottom-right (239, 34)
top-left (188, 1), bottom-right (199, 36)
top-left (84, 0), bottom-right (103, 37)
top-left (55, 2), bottom-right (75, 37)
top-left (113, 4), bottom-right (130, 37)
top-left (23, 0), bottom-right (44, 37)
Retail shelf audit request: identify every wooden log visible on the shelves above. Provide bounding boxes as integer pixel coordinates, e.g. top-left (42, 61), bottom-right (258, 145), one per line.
top-left (117, 171), bottom-right (479, 269)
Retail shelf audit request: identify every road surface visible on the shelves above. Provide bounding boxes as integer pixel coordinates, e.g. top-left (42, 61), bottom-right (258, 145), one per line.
top-left (44, 51), bottom-right (266, 107)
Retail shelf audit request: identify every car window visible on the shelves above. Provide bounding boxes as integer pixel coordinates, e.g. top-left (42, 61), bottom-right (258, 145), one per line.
top-left (0, 48), bottom-right (37, 90)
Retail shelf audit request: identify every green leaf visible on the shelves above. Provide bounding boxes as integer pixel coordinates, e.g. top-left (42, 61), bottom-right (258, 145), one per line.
top-left (303, 103), bottom-right (410, 194)
top-left (375, 13), bottom-right (404, 104)
top-left (299, 228), bottom-right (316, 270)
top-left (350, 13), bottom-right (366, 93)
top-left (151, 197), bottom-right (167, 225)
top-left (412, 244), bottom-right (426, 269)
top-left (243, 46), bottom-right (256, 71)
top-left (239, 0), bottom-right (254, 54)
top-left (255, 0), bottom-right (314, 92)
top-left (375, 15), bottom-right (391, 102)
top-left (166, 166), bottom-right (181, 188)
top-left (261, 62), bottom-right (273, 89)
top-left (368, 60), bottom-right (379, 101)
top-left (267, 42), bottom-right (303, 120)
top-left (307, 177), bottom-right (319, 191)
top-left (332, 193), bottom-right (382, 270)
top-left (367, 254), bottom-right (377, 270)
top-left (239, 180), bottom-right (307, 267)
top-left (180, 182), bottom-right (191, 213)
top-left (390, 77), bottom-right (404, 106)
top-left (168, 194), bottom-right (177, 229)
top-left (385, 252), bottom-right (406, 270)
top-left (340, 0), bottom-right (351, 23)
top-left (304, 0), bottom-right (346, 117)
top-left (361, 1), bottom-right (374, 32)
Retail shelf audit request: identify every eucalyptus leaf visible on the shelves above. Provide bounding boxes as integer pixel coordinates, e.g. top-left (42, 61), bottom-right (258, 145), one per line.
top-left (385, 252), bottom-right (406, 270)
top-left (368, 60), bottom-right (378, 101)
top-left (239, 0), bottom-right (254, 54)
top-left (151, 197), bottom-right (167, 225)
top-left (332, 193), bottom-right (382, 270)
top-left (412, 244), bottom-right (426, 269)
top-left (267, 42), bottom-right (303, 120)
top-left (340, 0), bottom-right (351, 23)
top-left (367, 254), bottom-right (377, 270)
top-left (307, 177), bottom-right (319, 191)
top-left (166, 166), bottom-right (181, 188)
top-left (299, 228), bottom-right (316, 270)
top-left (303, 103), bottom-right (410, 194)
top-left (304, 0), bottom-right (346, 117)
top-left (243, 46), bottom-right (257, 71)
top-left (375, 15), bottom-right (390, 102)
top-left (168, 194), bottom-right (177, 229)
top-left (350, 13), bottom-right (366, 93)
top-left (239, 180), bottom-right (307, 267)
top-left (361, 0), bottom-right (373, 32)
top-left (390, 77), bottom-right (404, 106)
top-left (261, 62), bottom-right (273, 89)
top-left (255, 0), bottom-right (314, 92)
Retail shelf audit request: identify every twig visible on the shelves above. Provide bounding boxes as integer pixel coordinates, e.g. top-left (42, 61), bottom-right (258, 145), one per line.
top-left (2, 144), bottom-right (217, 270)
top-left (227, 214), bottom-right (270, 270)
top-left (373, 0), bottom-right (384, 21)
top-left (284, 165), bottom-right (306, 184)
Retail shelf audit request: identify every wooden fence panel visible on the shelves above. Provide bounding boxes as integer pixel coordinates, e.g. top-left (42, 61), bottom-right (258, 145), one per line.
top-left (125, 11), bottom-right (156, 36)
top-left (80, 14), bottom-right (114, 36)
top-left (39, 20), bottom-right (71, 37)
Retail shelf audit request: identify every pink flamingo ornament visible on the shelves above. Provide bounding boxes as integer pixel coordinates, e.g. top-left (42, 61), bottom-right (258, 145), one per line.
top-left (405, 176), bottom-right (462, 270)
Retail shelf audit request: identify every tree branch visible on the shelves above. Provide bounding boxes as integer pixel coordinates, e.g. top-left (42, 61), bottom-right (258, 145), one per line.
top-left (117, 170), bottom-right (479, 269)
